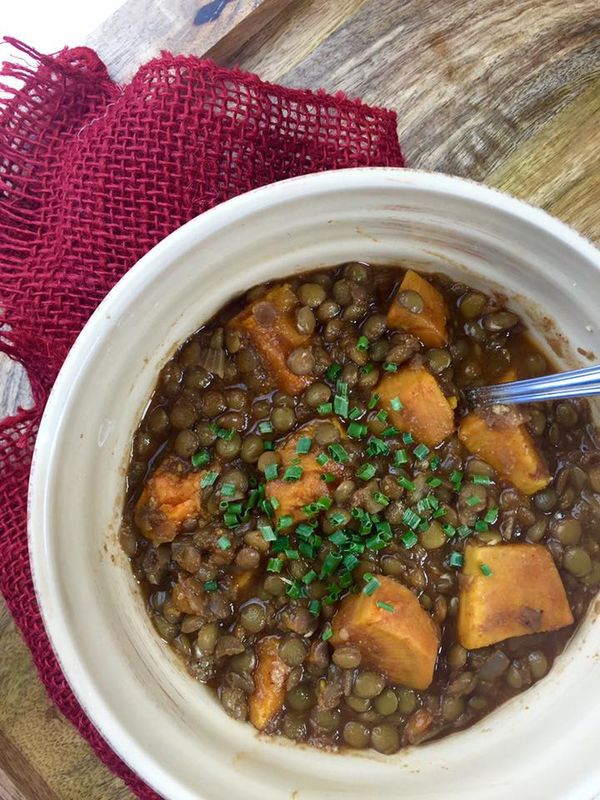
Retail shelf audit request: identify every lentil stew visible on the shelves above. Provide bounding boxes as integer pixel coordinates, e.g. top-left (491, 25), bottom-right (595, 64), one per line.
top-left (121, 262), bottom-right (600, 753)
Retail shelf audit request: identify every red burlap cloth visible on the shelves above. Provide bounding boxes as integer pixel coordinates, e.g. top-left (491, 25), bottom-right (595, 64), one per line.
top-left (0, 38), bottom-right (403, 798)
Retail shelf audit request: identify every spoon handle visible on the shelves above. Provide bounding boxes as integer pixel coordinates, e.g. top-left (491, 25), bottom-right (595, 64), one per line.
top-left (466, 363), bottom-right (600, 407)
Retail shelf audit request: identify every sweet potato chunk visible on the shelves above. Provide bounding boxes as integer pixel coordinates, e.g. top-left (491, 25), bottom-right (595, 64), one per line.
top-left (458, 543), bottom-right (574, 649)
top-left (458, 411), bottom-right (550, 495)
top-left (377, 366), bottom-right (455, 447)
top-left (228, 284), bottom-right (312, 394)
top-left (249, 636), bottom-right (291, 731)
top-left (331, 576), bottom-right (440, 689)
top-left (386, 269), bottom-right (448, 347)
top-left (266, 420), bottom-right (346, 522)
top-left (134, 459), bottom-right (211, 544)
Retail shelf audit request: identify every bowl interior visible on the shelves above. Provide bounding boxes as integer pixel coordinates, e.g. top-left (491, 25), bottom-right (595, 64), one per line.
top-left (30, 169), bottom-right (600, 800)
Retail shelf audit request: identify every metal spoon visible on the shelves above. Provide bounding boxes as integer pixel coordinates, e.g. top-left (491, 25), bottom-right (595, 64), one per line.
top-left (466, 363), bottom-right (600, 407)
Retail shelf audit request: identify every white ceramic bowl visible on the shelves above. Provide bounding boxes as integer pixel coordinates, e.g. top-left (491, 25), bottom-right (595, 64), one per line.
top-left (29, 168), bottom-right (600, 800)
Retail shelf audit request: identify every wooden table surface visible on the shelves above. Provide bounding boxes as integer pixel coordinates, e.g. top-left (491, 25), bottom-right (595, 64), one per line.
top-left (1, 0), bottom-right (599, 797)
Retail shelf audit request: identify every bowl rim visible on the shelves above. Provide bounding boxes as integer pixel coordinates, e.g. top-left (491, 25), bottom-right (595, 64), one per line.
top-left (28, 167), bottom-right (600, 799)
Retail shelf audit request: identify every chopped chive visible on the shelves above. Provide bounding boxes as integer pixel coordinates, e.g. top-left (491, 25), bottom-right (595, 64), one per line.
top-left (296, 436), bottom-right (312, 455)
top-left (277, 515), bottom-right (293, 531)
top-left (343, 554), bottom-right (359, 570)
top-left (466, 495), bottom-right (481, 507)
top-left (403, 509), bottom-right (421, 530)
top-left (457, 524), bottom-right (471, 538)
top-left (334, 394), bottom-right (349, 418)
top-left (258, 421), bottom-right (273, 434)
top-left (480, 563), bottom-right (493, 576)
top-left (390, 396), bottom-right (404, 411)
top-left (303, 570), bottom-right (318, 585)
top-left (373, 491), bottom-right (390, 507)
top-left (217, 535), bottom-right (231, 550)
top-left (348, 421), bottom-right (368, 439)
top-left (376, 601), bottom-right (395, 612)
top-left (203, 579), bottom-right (218, 592)
top-left (263, 440), bottom-right (274, 451)
top-left (362, 573), bottom-right (381, 596)
top-left (398, 476), bottom-right (416, 491)
top-left (484, 507), bottom-right (499, 524)
top-left (272, 536), bottom-right (290, 553)
top-left (286, 580), bottom-right (304, 599)
top-left (356, 335), bottom-right (369, 352)
top-left (395, 449), bottom-right (408, 466)
top-left (326, 363), bottom-right (342, 382)
top-left (223, 512), bottom-right (239, 527)
top-left (382, 426), bottom-right (400, 438)
top-left (296, 522), bottom-right (316, 538)
top-left (201, 470), bottom-right (219, 488)
top-left (259, 525), bottom-right (277, 542)
top-left (432, 507), bottom-right (447, 519)
top-left (475, 520), bottom-right (489, 532)
top-left (328, 443), bottom-right (349, 463)
top-left (315, 452), bottom-right (329, 466)
top-left (191, 449), bottom-right (211, 468)
top-left (329, 511), bottom-right (348, 527)
top-left (322, 625), bottom-right (333, 641)
top-left (221, 482), bottom-right (236, 497)
top-left (321, 472), bottom-right (336, 483)
top-left (285, 549), bottom-right (300, 561)
top-left (449, 552), bottom-right (464, 568)
top-left (383, 363), bottom-right (398, 372)
top-left (376, 409), bottom-right (389, 423)
top-left (308, 599), bottom-right (321, 616)
top-left (270, 496), bottom-right (280, 510)
top-left (336, 380), bottom-right (349, 397)
top-left (320, 552), bottom-right (343, 577)
top-left (316, 496), bottom-right (332, 510)
top-left (430, 455), bottom-right (441, 470)
top-left (361, 363), bottom-right (375, 374)
top-left (299, 542), bottom-right (315, 559)
top-left (427, 476), bottom-right (443, 488)
top-left (329, 530), bottom-right (347, 545)
top-left (349, 406), bottom-right (362, 420)
top-left (442, 523), bottom-right (457, 537)
top-left (338, 571), bottom-right (353, 588)
top-left (267, 557), bottom-right (283, 573)
top-left (264, 463), bottom-right (278, 481)
top-left (366, 436), bottom-right (389, 456)
top-left (449, 469), bottom-right (464, 488)
top-left (401, 531), bottom-right (418, 549)
top-left (413, 443), bottom-right (430, 460)
top-left (472, 474), bottom-right (493, 485)
top-left (357, 463), bottom-right (376, 480)
top-left (367, 393), bottom-right (380, 410)
top-left (402, 432), bottom-right (414, 444)
top-left (283, 465), bottom-right (303, 481)
top-left (317, 402), bottom-right (333, 415)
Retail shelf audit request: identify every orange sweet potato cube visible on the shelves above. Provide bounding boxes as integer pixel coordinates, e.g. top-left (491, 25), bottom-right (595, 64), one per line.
top-left (331, 576), bottom-right (440, 689)
top-left (266, 421), bottom-right (346, 522)
top-left (228, 284), bottom-right (312, 394)
top-left (377, 366), bottom-right (455, 447)
top-left (249, 636), bottom-right (291, 731)
top-left (134, 460), bottom-right (209, 543)
top-left (386, 269), bottom-right (448, 347)
top-left (458, 543), bottom-right (574, 650)
top-left (458, 411), bottom-right (550, 495)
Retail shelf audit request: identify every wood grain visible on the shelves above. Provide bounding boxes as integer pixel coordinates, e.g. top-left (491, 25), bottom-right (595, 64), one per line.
top-left (1, 0), bottom-right (599, 797)
top-left (225, 0), bottom-right (600, 242)
top-left (86, 0), bottom-right (295, 82)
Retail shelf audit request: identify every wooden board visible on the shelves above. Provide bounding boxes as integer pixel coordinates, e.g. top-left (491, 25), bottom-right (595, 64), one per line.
top-left (1, 0), bottom-right (599, 796)
top-left (86, 0), bottom-right (296, 82)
